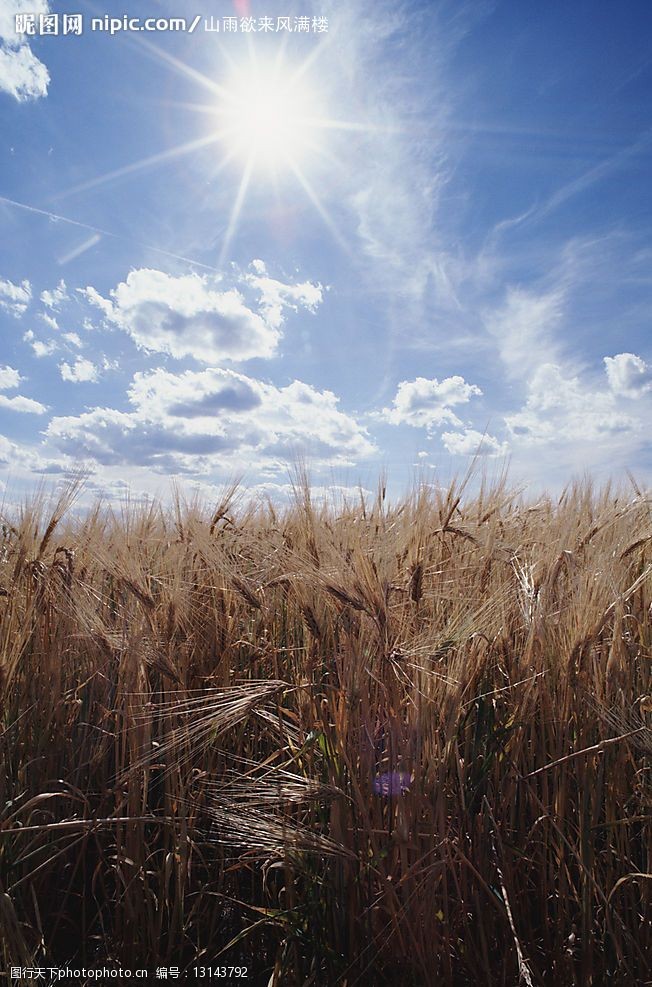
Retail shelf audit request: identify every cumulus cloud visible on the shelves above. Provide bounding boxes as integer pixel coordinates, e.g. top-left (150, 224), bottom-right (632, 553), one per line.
top-left (39, 312), bottom-right (59, 330)
top-left (83, 266), bottom-right (323, 363)
top-left (0, 433), bottom-right (15, 467)
top-left (441, 428), bottom-right (508, 457)
top-left (46, 367), bottom-right (375, 473)
top-left (40, 279), bottom-right (68, 309)
top-left (505, 362), bottom-right (639, 445)
top-left (59, 357), bottom-right (98, 383)
top-left (62, 332), bottom-right (83, 348)
top-left (0, 393), bottom-right (47, 414)
top-left (24, 330), bottom-right (58, 357)
top-left (604, 352), bottom-right (652, 399)
top-left (33, 340), bottom-right (58, 357)
top-left (0, 361), bottom-right (45, 413)
top-left (0, 276), bottom-right (31, 316)
top-left (78, 287), bottom-right (113, 319)
top-left (246, 259), bottom-right (323, 330)
top-left (0, 364), bottom-right (21, 390)
top-left (0, 431), bottom-right (66, 473)
top-left (241, 480), bottom-right (374, 507)
top-left (380, 375), bottom-right (482, 430)
top-left (0, 0), bottom-right (50, 102)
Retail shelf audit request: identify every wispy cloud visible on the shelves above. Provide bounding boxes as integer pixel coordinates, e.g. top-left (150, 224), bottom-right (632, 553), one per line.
top-left (484, 285), bottom-right (565, 380)
top-left (493, 128), bottom-right (652, 236)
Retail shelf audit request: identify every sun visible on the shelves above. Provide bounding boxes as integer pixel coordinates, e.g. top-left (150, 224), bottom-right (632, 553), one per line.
top-left (57, 40), bottom-right (380, 262)
top-left (214, 60), bottom-right (322, 174)
top-left (208, 53), bottom-right (352, 261)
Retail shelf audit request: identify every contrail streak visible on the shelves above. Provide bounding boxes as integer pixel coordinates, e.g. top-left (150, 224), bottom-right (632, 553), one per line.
top-left (0, 194), bottom-right (222, 273)
top-left (57, 233), bottom-right (102, 265)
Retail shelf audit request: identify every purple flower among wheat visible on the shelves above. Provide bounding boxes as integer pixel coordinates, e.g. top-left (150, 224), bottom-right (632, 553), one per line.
top-left (372, 771), bottom-right (412, 797)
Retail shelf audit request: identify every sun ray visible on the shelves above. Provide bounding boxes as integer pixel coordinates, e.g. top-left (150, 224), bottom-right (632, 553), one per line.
top-left (55, 132), bottom-right (227, 200)
top-left (126, 31), bottom-right (229, 100)
top-left (287, 32), bottom-right (334, 88)
top-left (308, 117), bottom-right (399, 135)
top-left (202, 41), bottom-right (378, 259)
top-left (286, 159), bottom-right (352, 257)
top-left (219, 154), bottom-right (255, 266)
top-left (60, 34), bottom-right (374, 264)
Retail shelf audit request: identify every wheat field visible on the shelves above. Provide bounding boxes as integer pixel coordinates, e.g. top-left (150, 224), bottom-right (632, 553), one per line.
top-left (1, 472), bottom-right (651, 985)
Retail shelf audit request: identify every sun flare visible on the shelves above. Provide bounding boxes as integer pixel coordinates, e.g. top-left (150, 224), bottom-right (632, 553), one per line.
top-left (215, 61), bottom-right (322, 173)
top-left (55, 42), bottom-right (381, 262)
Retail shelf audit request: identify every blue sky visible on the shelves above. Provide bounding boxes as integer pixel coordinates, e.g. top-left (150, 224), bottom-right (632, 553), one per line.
top-left (1, 0), bottom-right (651, 503)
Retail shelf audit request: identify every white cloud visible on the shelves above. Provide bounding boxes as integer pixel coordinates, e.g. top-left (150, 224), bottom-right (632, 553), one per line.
top-left (62, 331), bottom-right (83, 348)
top-left (39, 312), bottom-right (59, 330)
top-left (83, 266), bottom-right (323, 363)
top-left (0, 276), bottom-right (31, 316)
top-left (0, 43), bottom-right (49, 101)
top-left (323, 2), bottom-right (454, 300)
top-left (24, 331), bottom-right (58, 357)
top-left (59, 357), bottom-right (98, 383)
top-left (0, 431), bottom-right (66, 474)
top-left (0, 393), bottom-right (47, 414)
top-left (442, 428), bottom-right (508, 457)
top-left (497, 354), bottom-right (652, 487)
top-left (246, 260), bottom-right (323, 330)
top-left (46, 367), bottom-right (375, 473)
top-left (32, 340), bottom-right (58, 357)
top-left (380, 375), bottom-right (482, 430)
top-left (0, 432), bottom-right (16, 467)
top-left (40, 279), bottom-right (68, 309)
top-left (505, 362), bottom-right (639, 446)
top-left (240, 481), bottom-right (374, 507)
top-left (604, 352), bottom-right (652, 399)
top-left (0, 1), bottom-right (50, 102)
top-left (485, 286), bottom-right (564, 380)
top-left (129, 366), bottom-right (263, 418)
top-left (0, 364), bottom-right (21, 390)
top-left (304, 0), bottom-right (495, 357)
top-left (78, 289), bottom-right (113, 321)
